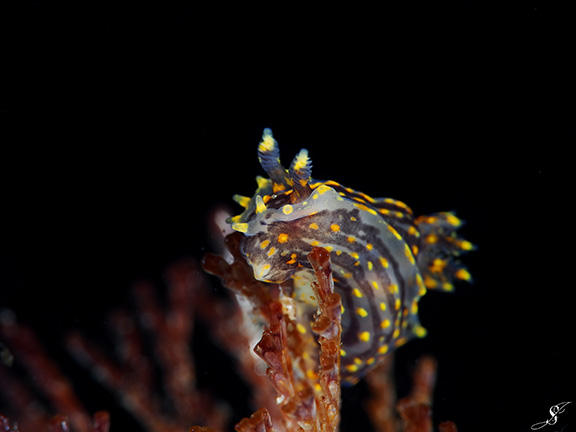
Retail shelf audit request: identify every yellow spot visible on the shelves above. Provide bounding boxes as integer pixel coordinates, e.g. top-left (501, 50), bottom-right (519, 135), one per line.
top-left (342, 272), bottom-right (353, 279)
top-left (282, 204), bottom-right (293, 215)
top-left (272, 182), bottom-right (286, 193)
top-left (347, 236), bottom-right (356, 243)
top-left (325, 245), bottom-right (334, 252)
top-left (255, 195), bottom-right (267, 214)
top-left (380, 319), bottom-right (391, 329)
top-left (366, 357), bottom-right (376, 365)
top-left (379, 208), bottom-right (390, 215)
top-left (410, 301), bottom-right (418, 315)
top-left (345, 364), bottom-right (359, 372)
top-left (296, 323), bottom-right (307, 334)
top-left (414, 325), bottom-right (428, 338)
top-left (387, 224), bottom-right (402, 240)
top-left (311, 240), bottom-right (320, 246)
top-left (258, 264), bottom-right (271, 278)
top-left (393, 328), bottom-right (401, 339)
top-left (426, 216), bottom-right (438, 224)
top-left (426, 234), bottom-right (439, 244)
top-left (286, 253), bottom-right (297, 265)
top-left (423, 275), bottom-right (438, 289)
top-left (459, 240), bottom-right (475, 251)
top-left (446, 213), bottom-right (462, 227)
top-left (455, 268), bottom-right (472, 281)
top-left (260, 239), bottom-right (270, 249)
top-left (336, 250), bottom-right (342, 255)
top-left (379, 302), bottom-right (386, 311)
top-left (388, 284), bottom-right (398, 294)
top-left (378, 344), bottom-right (389, 354)
top-left (371, 280), bottom-right (380, 290)
top-left (412, 245), bottom-right (419, 256)
top-left (395, 337), bottom-right (407, 347)
top-left (416, 274), bottom-right (427, 295)
top-left (404, 243), bottom-right (416, 265)
top-left (379, 257), bottom-right (389, 268)
top-left (353, 288), bottom-right (363, 298)
top-left (354, 357), bottom-right (363, 365)
top-left (341, 304), bottom-right (345, 314)
top-left (278, 233), bottom-right (289, 243)
top-left (316, 184), bottom-right (331, 195)
top-left (309, 222), bottom-right (319, 230)
top-left (340, 349), bottom-right (347, 356)
top-left (358, 331), bottom-right (371, 342)
top-left (356, 307), bottom-right (368, 317)
top-left (366, 243), bottom-right (373, 251)
top-left (267, 247), bottom-right (276, 256)
top-left (350, 252), bottom-right (360, 260)
top-left (232, 223), bottom-right (249, 233)
top-left (394, 298), bottom-right (401, 310)
top-left (442, 282), bottom-right (455, 291)
top-left (350, 216), bottom-right (357, 222)
top-left (367, 261), bottom-right (373, 271)
top-left (430, 258), bottom-right (447, 273)
top-left (330, 223), bottom-right (340, 232)
top-left (408, 226), bottom-right (418, 236)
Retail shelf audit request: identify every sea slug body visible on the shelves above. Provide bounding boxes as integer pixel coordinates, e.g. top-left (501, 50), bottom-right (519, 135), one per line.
top-left (228, 129), bottom-right (473, 384)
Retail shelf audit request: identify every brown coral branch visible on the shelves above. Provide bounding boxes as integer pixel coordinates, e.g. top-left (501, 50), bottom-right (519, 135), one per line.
top-left (0, 357), bottom-right (49, 429)
top-left (0, 313), bottom-right (94, 432)
top-left (204, 238), bottom-right (344, 432)
top-left (365, 356), bottom-right (396, 432)
top-left (132, 264), bottom-right (199, 418)
top-left (202, 233), bottom-right (289, 430)
top-left (438, 421), bottom-right (458, 432)
top-left (66, 260), bottom-right (230, 432)
top-left (234, 408), bottom-right (274, 432)
top-left (308, 246), bottom-right (342, 432)
top-left (47, 412), bottom-right (110, 432)
top-left (395, 356), bottom-right (436, 432)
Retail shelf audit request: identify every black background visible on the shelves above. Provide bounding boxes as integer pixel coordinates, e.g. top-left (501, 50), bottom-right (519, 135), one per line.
top-left (1, 2), bottom-right (574, 431)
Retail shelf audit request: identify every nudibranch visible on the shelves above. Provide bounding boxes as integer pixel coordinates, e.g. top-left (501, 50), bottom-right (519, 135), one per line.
top-left (228, 128), bottom-right (474, 384)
